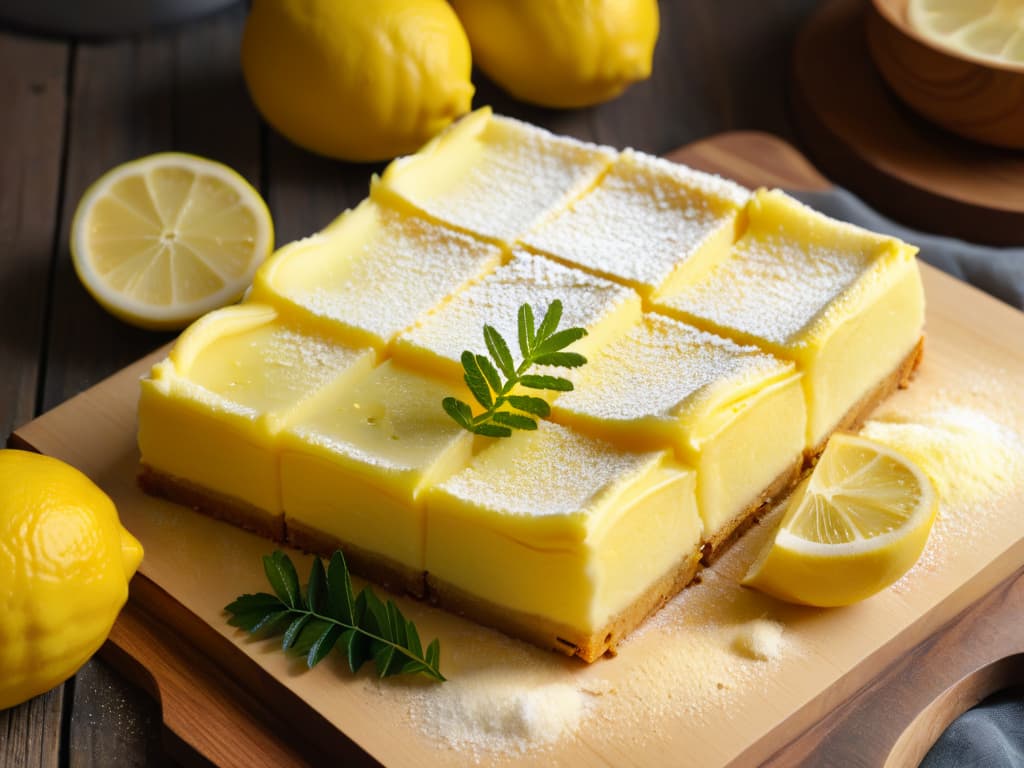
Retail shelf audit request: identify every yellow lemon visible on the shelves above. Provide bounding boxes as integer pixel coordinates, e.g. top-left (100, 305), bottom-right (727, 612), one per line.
top-left (742, 433), bottom-right (937, 608)
top-left (451, 0), bottom-right (659, 108)
top-left (909, 0), bottom-right (1024, 68)
top-left (0, 450), bottom-right (143, 710)
top-left (241, 0), bottom-right (475, 162)
top-left (71, 153), bottom-right (274, 332)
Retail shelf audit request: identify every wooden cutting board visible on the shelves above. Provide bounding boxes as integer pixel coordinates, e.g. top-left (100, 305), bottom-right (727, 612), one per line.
top-left (11, 132), bottom-right (1024, 768)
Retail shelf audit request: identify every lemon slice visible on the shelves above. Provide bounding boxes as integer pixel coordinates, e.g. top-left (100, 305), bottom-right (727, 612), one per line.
top-left (908, 0), bottom-right (1024, 68)
top-left (742, 433), bottom-right (937, 607)
top-left (71, 153), bottom-right (273, 331)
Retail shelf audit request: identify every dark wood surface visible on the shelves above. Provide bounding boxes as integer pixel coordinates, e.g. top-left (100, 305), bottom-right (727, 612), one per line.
top-left (1, 0), bottom-right (906, 765)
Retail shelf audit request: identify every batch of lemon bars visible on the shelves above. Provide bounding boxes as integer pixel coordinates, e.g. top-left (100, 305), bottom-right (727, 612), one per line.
top-left (137, 107), bottom-right (924, 662)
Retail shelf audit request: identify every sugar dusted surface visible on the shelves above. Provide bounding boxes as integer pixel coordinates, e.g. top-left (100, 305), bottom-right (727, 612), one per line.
top-left (556, 314), bottom-right (790, 423)
top-left (398, 251), bottom-right (639, 371)
top-left (188, 322), bottom-right (366, 416)
top-left (274, 209), bottom-right (500, 345)
top-left (405, 115), bottom-right (614, 242)
top-left (437, 421), bottom-right (661, 519)
top-left (522, 152), bottom-right (745, 291)
top-left (658, 232), bottom-right (876, 347)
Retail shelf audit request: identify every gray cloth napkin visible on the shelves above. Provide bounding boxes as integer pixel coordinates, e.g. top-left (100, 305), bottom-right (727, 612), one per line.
top-left (788, 188), bottom-right (1023, 768)
top-left (788, 188), bottom-right (1024, 310)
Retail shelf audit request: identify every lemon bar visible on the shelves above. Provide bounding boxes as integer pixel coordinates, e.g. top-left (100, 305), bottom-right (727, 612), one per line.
top-left (250, 200), bottom-right (503, 352)
top-left (374, 107), bottom-right (615, 244)
top-left (521, 150), bottom-right (749, 298)
top-left (424, 421), bottom-right (702, 662)
top-left (552, 314), bottom-right (804, 555)
top-left (653, 189), bottom-right (924, 450)
top-left (393, 250), bottom-right (642, 383)
top-left (137, 303), bottom-right (375, 537)
top-left (279, 361), bottom-right (473, 596)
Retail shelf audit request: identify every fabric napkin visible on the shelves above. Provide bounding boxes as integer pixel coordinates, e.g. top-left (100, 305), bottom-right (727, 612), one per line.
top-left (789, 188), bottom-right (1024, 768)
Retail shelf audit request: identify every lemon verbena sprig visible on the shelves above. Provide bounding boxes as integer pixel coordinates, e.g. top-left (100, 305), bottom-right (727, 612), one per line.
top-left (442, 300), bottom-right (588, 437)
top-left (225, 550), bottom-right (444, 682)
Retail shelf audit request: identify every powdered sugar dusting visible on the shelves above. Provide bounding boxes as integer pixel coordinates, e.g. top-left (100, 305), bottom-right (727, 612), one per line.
top-left (658, 233), bottom-right (874, 347)
top-left (268, 206), bottom-right (502, 346)
top-left (521, 151), bottom-right (746, 292)
top-left (437, 421), bottom-right (663, 518)
top-left (396, 251), bottom-right (640, 374)
top-left (393, 115), bottom-right (614, 243)
top-left (555, 313), bottom-right (791, 423)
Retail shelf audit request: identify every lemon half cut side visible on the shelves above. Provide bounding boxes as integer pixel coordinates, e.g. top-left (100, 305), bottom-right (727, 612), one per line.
top-left (908, 0), bottom-right (1024, 69)
top-left (742, 433), bottom-right (938, 607)
top-left (71, 153), bottom-right (274, 331)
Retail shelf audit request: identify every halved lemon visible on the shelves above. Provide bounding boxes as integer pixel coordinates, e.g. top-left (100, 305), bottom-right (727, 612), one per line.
top-left (742, 433), bottom-right (938, 607)
top-left (908, 0), bottom-right (1024, 68)
top-left (71, 153), bottom-right (274, 331)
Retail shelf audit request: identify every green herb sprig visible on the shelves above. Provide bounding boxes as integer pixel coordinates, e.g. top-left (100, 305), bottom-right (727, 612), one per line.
top-left (226, 550), bottom-right (444, 682)
top-left (442, 300), bottom-right (587, 437)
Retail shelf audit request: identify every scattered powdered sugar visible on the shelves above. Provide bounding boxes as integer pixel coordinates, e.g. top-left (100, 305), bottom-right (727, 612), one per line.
top-left (270, 205), bottom-right (502, 347)
top-left (732, 619), bottom-right (785, 661)
top-left (387, 114), bottom-right (614, 243)
top-left (397, 251), bottom-right (640, 374)
top-left (521, 150), bottom-right (745, 291)
top-left (554, 313), bottom-right (790, 423)
top-left (860, 376), bottom-right (1024, 587)
top-left (418, 671), bottom-right (587, 753)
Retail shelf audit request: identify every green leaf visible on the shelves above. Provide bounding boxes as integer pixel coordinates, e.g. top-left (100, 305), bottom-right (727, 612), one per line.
top-left (492, 412), bottom-right (537, 431)
top-left (520, 374), bottom-right (574, 391)
top-left (461, 351), bottom-right (493, 409)
top-left (536, 299), bottom-right (563, 342)
top-left (283, 614), bottom-right (312, 650)
top-left (532, 351), bottom-right (587, 368)
top-left (442, 397), bottom-right (474, 430)
top-left (535, 327), bottom-right (587, 355)
top-left (226, 549), bottom-right (444, 682)
top-left (263, 551), bottom-right (300, 608)
top-left (472, 422), bottom-right (512, 438)
top-left (307, 624), bottom-right (342, 668)
top-left (326, 551), bottom-right (355, 624)
top-left (518, 303), bottom-right (535, 358)
top-left (306, 557), bottom-right (326, 614)
top-left (483, 325), bottom-right (515, 378)
top-left (475, 354), bottom-right (502, 396)
top-left (506, 395), bottom-right (550, 417)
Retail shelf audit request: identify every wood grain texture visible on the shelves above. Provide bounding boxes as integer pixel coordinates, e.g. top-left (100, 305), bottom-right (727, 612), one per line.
top-left (869, 0), bottom-right (1024, 150)
top-left (11, 133), bottom-right (1024, 768)
top-left (791, 0), bottom-right (1024, 246)
top-left (0, 30), bottom-right (69, 768)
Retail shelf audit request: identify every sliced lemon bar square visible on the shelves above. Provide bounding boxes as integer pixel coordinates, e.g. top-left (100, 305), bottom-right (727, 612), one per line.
top-left (279, 360), bottom-right (474, 596)
top-left (521, 150), bottom-right (749, 298)
top-left (652, 189), bottom-right (924, 451)
top-left (137, 303), bottom-right (375, 538)
top-left (374, 107), bottom-right (615, 244)
top-left (551, 313), bottom-right (804, 557)
top-left (393, 250), bottom-right (642, 383)
top-left (250, 200), bottom-right (503, 352)
top-left (423, 421), bottom-right (702, 663)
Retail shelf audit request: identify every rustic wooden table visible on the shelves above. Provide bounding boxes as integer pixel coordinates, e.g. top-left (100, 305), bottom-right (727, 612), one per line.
top-left (0, 1), bottom-right (824, 764)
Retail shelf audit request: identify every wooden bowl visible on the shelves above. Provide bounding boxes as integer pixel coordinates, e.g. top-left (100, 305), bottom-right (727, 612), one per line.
top-left (867, 0), bottom-right (1024, 150)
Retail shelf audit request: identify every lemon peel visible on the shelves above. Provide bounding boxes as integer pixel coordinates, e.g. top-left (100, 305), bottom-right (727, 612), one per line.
top-left (0, 449), bottom-right (143, 710)
top-left (742, 433), bottom-right (937, 607)
top-left (242, 0), bottom-right (474, 161)
top-left (451, 0), bottom-right (659, 108)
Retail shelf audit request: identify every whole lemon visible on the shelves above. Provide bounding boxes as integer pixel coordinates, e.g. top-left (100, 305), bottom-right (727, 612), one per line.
top-left (241, 0), bottom-right (475, 162)
top-left (450, 0), bottom-right (659, 108)
top-left (0, 450), bottom-right (143, 710)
